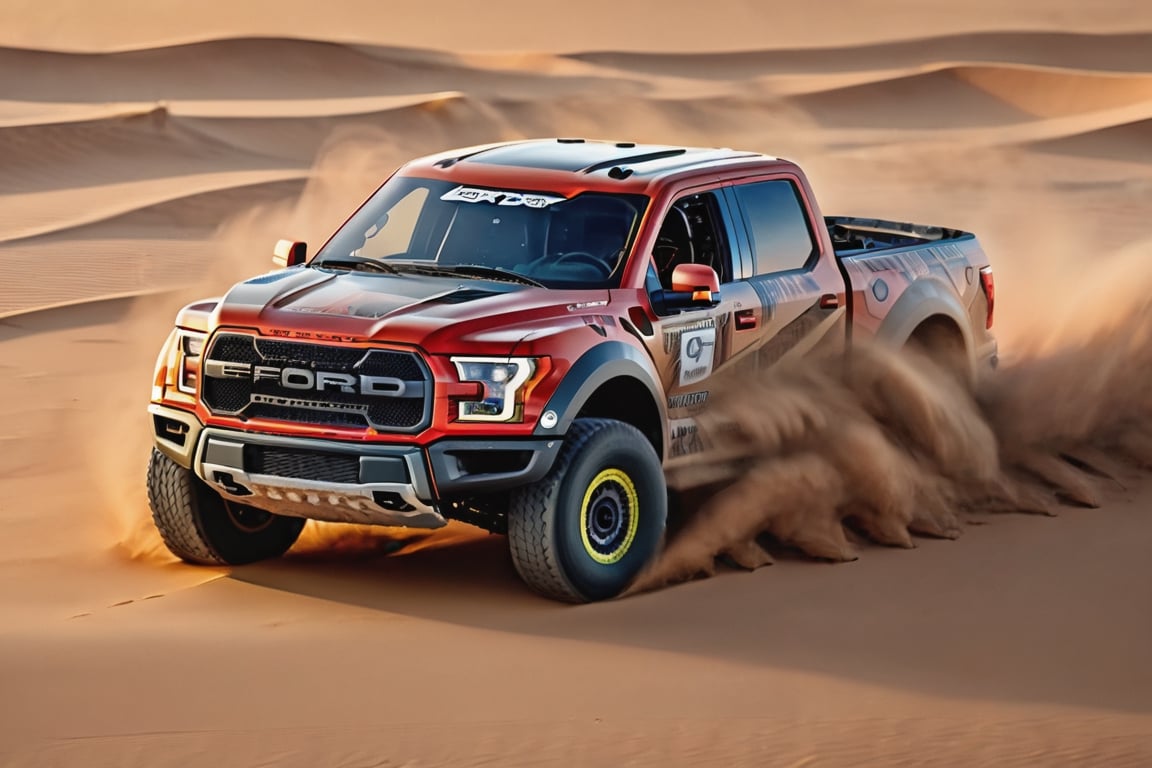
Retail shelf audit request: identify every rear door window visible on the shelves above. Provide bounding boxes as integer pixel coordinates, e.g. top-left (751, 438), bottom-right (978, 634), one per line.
top-left (731, 180), bottom-right (817, 275)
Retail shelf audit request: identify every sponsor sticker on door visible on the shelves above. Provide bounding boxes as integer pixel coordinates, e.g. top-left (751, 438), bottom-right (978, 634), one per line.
top-left (679, 326), bottom-right (716, 386)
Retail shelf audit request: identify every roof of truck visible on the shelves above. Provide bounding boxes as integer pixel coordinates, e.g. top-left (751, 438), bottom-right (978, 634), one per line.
top-left (400, 138), bottom-right (789, 195)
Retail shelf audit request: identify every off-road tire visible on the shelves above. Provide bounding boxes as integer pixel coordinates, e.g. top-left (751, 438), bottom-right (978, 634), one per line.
top-left (146, 448), bottom-right (305, 565)
top-left (508, 418), bottom-right (666, 602)
top-left (906, 320), bottom-right (972, 388)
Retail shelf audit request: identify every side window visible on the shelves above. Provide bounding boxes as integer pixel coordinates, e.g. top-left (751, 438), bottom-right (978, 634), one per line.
top-left (356, 186), bottom-right (429, 259)
top-left (732, 180), bottom-right (816, 275)
top-left (651, 191), bottom-right (732, 289)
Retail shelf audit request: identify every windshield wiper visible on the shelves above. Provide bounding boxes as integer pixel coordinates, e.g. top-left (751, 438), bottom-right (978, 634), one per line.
top-left (312, 255), bottom-right (399, 274)
top-left (441, 264), bottom-right (545, 288)
top-left (389, 262), bottom-right (544, 288)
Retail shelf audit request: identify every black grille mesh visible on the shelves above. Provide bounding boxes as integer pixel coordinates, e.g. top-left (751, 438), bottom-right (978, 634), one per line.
top-left (202, 333), bottom-right (430, 431)
top-left (358, 350), bottom-right (425, 380)
top-left (255, 339), bottom-right (364, 367)
top-left (245, 445), bottom-right (360, 484)
top-left (366, 399), bottom-right (426, 428)
top-left (203, 378), bottom-right (250, 412)
top-left (210, 334), bottom-right (260, 363)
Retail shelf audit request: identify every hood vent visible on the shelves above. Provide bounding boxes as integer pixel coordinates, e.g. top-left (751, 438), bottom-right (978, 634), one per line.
top-left (430, 288), bottom-right (502, 304)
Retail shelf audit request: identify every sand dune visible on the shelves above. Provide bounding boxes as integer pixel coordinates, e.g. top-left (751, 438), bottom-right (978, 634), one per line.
top-left (954, 65), bottom-right (1152, 117)
top-left (0, 109), bottom-right (298, 196)
top-left (570, 31), bottom-right (1152, 77)
top-left (1033, 117), bottom-right (1152, 162)
top-left (791, 63), bottom-right (1152, 125)
top-left (0, 101), bottom-right (175, 129)
top-left (4, 0), bottom-right (1152, 53)
top-left (791, 69), bottom-right (1030, 129)
top-left (0, 38), bottom-right (644, 106)
top-left (2, 2), bottom-right (1152, 765)
top-left (0, 172), bottom-right (308, 243)
top-left (0, 177), bottom-right (312, 315)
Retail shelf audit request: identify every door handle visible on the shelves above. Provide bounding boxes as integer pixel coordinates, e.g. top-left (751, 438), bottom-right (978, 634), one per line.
top-left (819, 293), bottom-right (840, 309)
top-left (735, 309), bottom-right (758, 330)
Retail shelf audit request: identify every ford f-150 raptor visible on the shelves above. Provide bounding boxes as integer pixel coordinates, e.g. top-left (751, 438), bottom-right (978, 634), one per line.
top-left (147, 138), bottom-right (998, 602)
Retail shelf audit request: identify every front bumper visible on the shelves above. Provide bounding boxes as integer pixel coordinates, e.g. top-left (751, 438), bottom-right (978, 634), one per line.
top-left (149, 404), bottom-right (561, 529)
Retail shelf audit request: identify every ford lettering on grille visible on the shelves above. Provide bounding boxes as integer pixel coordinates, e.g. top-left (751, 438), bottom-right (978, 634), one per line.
top-left (204, 361), bottom-right (407, 397)
top-left (200, 333), bottom-right (430, 432)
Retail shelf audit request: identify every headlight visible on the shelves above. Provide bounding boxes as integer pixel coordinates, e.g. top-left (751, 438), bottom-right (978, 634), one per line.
top-left (451, 357), bottom-right (537, 422)
top-left (152, 329), bottom-right (178, 402)
top-left (175, 330), bottom-right (207, 395)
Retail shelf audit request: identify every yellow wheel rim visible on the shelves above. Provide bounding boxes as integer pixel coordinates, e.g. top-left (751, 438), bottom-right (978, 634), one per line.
top-left (579, 468), bottom-right (639, 564)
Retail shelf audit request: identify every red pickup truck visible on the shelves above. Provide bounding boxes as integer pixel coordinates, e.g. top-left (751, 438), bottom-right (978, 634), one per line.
top-left (147, 138), bottom-right (998, 602)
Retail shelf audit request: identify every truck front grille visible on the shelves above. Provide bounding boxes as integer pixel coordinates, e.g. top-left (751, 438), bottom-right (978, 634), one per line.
top-left (201, 333), bottom-right (431, 432)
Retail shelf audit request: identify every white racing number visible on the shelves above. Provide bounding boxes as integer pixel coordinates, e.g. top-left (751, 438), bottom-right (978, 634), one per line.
top-left (440, 186), bottom-right (565, 208)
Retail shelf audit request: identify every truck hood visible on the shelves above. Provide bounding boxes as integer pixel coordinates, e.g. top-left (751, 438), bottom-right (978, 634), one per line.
top-left (212, 266), bottom-right (609, 355)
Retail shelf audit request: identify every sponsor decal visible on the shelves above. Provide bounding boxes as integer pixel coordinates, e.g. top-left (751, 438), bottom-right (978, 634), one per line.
top-left (662, 317), bottom-right (716, 355)
top-left (440, 186), bottom-right (565, 208)
top-left (669, 418), bottom-right (703, 458)
top-left (679, 326), bottom-right (716, 386)
top-left (250, 394), bottom-right (369, 415)
top-left (668, 391), bottom-right (709, 410)
top-left (268, 328), bottom-right (360, 342)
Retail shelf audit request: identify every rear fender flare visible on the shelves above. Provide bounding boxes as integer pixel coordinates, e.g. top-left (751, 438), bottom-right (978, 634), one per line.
top-left (875, 277), bottom-right (974, 361)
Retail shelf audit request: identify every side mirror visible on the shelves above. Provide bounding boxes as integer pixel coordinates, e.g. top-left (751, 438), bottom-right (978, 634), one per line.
top-left (659, 263), bottom-right (721, 311)
top-left (671, 263), bottom-right (720, 300)
top-left (272, 239), bottom-right (307, 268)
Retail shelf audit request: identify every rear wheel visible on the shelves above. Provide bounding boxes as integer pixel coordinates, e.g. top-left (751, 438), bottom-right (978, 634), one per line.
top-left (906, 319), bottom-right (972, 387)
top-left (508, 418), bottom-right (667, 602)
top-left (146, 448), bottom-right (304, 565)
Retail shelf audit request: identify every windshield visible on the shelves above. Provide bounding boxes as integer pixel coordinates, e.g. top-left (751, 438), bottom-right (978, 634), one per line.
top-left (313, 177), bottom-right (649, 288)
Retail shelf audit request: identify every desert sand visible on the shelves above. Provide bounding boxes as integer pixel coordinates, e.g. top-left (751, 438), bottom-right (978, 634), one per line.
top-left (1, 1), bottom-right (1151, 765)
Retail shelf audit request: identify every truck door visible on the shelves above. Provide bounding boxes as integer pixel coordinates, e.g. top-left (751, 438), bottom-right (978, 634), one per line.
top-left (640, 186), bottom-right (752, 461)
top-left (720, 175), bottom-right (849, 371)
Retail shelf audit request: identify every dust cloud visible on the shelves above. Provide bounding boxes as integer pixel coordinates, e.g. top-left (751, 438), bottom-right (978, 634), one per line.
top-left (633, 258), bottom-right (1152, 591)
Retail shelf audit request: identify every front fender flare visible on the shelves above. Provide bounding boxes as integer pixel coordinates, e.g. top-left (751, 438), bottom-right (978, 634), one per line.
top-left (532, 341), bottom-right (667, 454)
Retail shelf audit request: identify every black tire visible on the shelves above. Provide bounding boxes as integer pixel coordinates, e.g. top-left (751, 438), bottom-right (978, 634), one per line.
top-left (906, 319), bottom-right (972, 387)
top-left (146, 448), bottom-right (305, 565)
top-left (508, 418), bottom-right (667, 602)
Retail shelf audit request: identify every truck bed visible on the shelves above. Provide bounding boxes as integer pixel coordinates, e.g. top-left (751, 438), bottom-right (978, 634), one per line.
top-left (825, 216), bottom-right (973, 255)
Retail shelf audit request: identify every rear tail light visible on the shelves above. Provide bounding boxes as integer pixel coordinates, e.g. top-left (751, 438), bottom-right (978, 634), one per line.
top-left (979, 266), bottom-right (995, 329)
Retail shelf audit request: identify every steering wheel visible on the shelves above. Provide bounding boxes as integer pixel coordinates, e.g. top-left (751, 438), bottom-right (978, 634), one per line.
top-left (551, 250), bottom-right (613, 278)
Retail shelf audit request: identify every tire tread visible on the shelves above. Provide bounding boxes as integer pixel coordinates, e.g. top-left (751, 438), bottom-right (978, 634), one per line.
top-left (146, 448), bottom-right (226, 565)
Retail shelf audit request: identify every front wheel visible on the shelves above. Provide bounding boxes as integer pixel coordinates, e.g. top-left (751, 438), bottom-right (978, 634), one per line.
top-left (508, 418), bottom-right (667, 602)
top-left (146, 448), bottom-right (304, 565)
